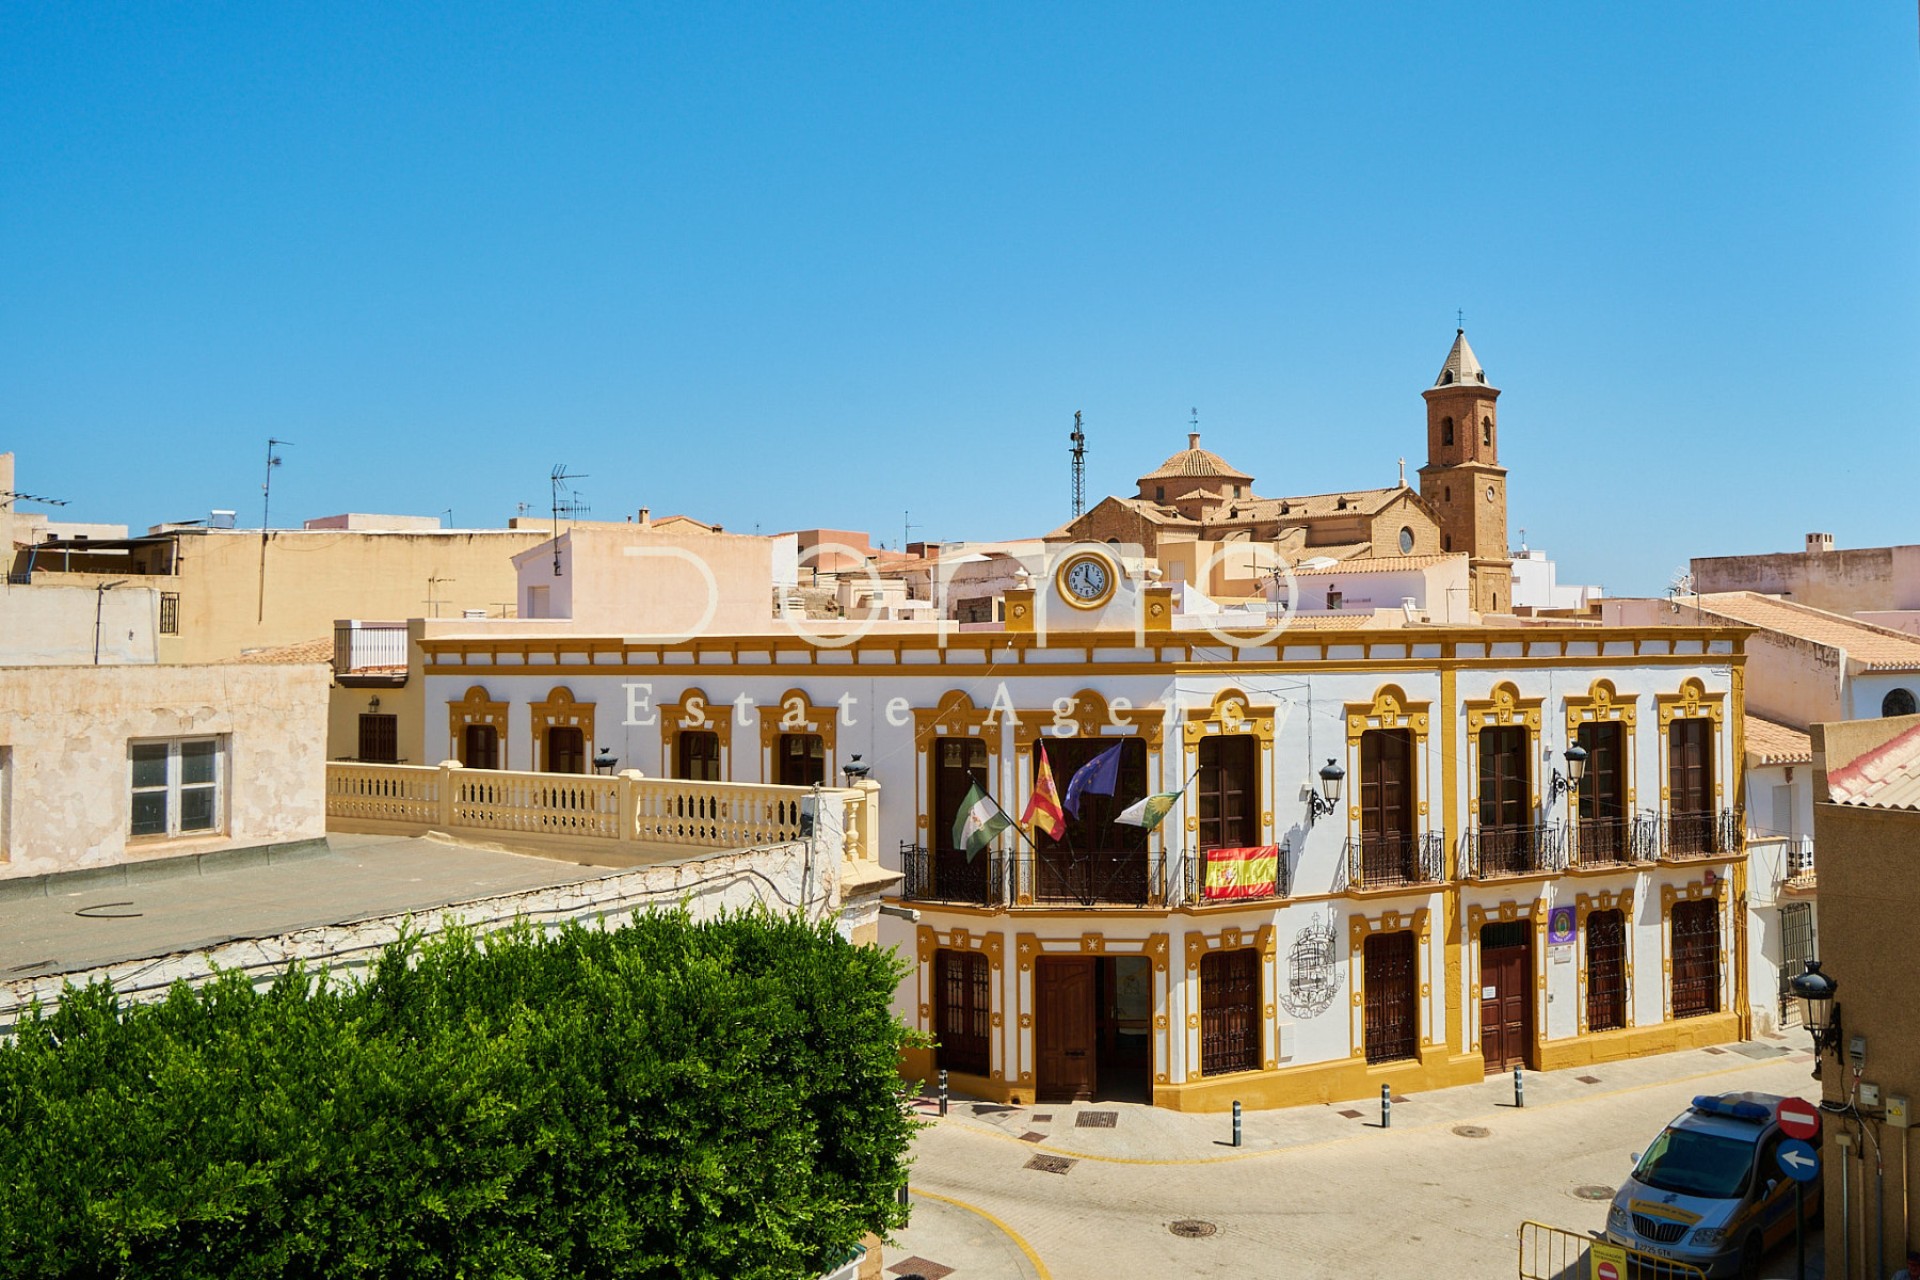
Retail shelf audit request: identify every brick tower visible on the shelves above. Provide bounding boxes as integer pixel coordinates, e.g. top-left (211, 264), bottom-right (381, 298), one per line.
top-left (1416, 330), bottom-right (1513, 613)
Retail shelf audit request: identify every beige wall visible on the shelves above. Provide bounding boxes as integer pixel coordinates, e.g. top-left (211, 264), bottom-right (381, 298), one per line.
top-left (1695, 545), bottom-right (1920, 615)
top-left (0, 581), bottom-right (162, 664)
top-left (1810, 716), bottom-right (1920, 1271)
top-left (0, 662), bottom-right (329, 878)
top-left (514, 525), bottom-right (795, 637)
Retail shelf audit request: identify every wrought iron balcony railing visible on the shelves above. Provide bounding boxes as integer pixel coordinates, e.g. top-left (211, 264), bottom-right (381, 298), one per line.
top-left (1568, 815), bottom-right (1658, 868)
top-left (1661, 809), bottom-right (1742, 860)
top-left (1461, 823), bottom-right (1567, 879)
top-left (899, 843), bottom-right (1008, 907)
top-left (1177, 840), bottom-right (1292, 906)
top-left (1014, 850), bottom-right (1167, 907)
top-left (1342, 831), bottom-right (1446, 891)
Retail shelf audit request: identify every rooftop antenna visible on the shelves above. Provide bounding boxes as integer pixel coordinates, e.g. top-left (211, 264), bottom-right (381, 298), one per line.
top-left (425, 572), bottom-right (455, 619)
top-left (550, 464), bottom-right (589, 575)
top-left (903, 510), bottom-right (922, 555)
top-left (0, 490), bottom-right (69, 509)
top-left (257, 437), bottom-right (290, 623)
top-left (1069, 410), bottom-right (1086, 519)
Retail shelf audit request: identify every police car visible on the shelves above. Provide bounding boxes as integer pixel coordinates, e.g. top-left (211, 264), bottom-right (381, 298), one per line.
top-left (1605, 1092), bottom-right (1821, 1278)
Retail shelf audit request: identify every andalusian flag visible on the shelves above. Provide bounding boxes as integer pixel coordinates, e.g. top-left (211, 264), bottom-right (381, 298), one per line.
top-left (952, 782), bottom-right (1010, 861)
top-left (1203, 846), bottom-right (1280, 899)
top-left (1022, 745), bottom-right (1067, 840)
top-left (1115, 790), bottom-right (1180, 832)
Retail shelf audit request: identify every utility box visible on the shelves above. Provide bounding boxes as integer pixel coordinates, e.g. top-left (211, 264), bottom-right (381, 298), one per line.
top-left (1888, 1095), bottom-right (1911, 1129)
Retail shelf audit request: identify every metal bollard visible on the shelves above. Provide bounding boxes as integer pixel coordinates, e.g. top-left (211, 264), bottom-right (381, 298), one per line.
top-left (1232, 1099), bottom-right (1243, 1148)
top-left (1513, 1064), bottom-right (1524, 1109)
top-left (1381, 1083), bottom-right (1392, 1129)
top-left (938, 1069), bottom-right (949, 1117)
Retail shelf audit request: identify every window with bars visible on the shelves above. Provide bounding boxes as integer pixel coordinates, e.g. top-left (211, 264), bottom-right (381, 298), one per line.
top-left (1670, 899), bottom-right (1721, 1019)
top-left (675, 729), bottom-right (722, 781)
top-left (1196, 735), bottom-right (1257, 851)
top-left (158, 591), bottom-right (179, 635)
top-left (1585, 908), bottom-right (1627, 1032)
top-left (934, 948), bottom-right (991, 1075)
top-left (1200, 949), bottom-right (1261, 1076)
top-left (357, 713), bottom-right (398, 763)
top-left (130, 738), bottom-right (223, 839)
top-left (1363, 930), bottom-right (1418, 1064)
top-left (777, 733), bottom-right (825, 787)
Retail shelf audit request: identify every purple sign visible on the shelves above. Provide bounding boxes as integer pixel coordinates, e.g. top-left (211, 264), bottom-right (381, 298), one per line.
top-left (1548, 906), bottom-right (1576, 946)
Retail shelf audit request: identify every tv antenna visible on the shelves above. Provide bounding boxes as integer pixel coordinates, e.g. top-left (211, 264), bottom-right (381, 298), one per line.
top-left (1069, 410), bottom-right (1086, 519)
top-left (425, 573), bottom-right (455, 619)
top-left (0, 490), bottom-right (69, 509)
top-left (550, 464), bottom-right (589, 574)
top-left (257, 438), bottom-right (291, 623)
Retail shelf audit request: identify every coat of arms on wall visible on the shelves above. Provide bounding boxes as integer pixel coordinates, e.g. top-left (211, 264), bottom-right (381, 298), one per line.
top-left (1278, 908), bottom-right (1342, 1019)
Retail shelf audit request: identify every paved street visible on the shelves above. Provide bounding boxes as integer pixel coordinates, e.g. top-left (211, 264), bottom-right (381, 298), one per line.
top-left (891, 1042), bottom-right (1828, 1280)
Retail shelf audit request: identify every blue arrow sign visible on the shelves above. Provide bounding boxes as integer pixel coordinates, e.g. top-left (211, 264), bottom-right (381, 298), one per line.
top-left (1777, 1137), bottom-right (1820, 1183)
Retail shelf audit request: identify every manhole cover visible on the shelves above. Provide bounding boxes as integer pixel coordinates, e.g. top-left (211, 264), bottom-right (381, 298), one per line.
top-left (1451, 1124), bottom-right (1491, 1139)
top-left (1572, 1185), bottom-right (1616, 1202)
top-left (1025, 1154), bottom-right (1076, 1175)
top-left (1169, 1220), bottom-right (1218, 1238)
top-left (1076, 1110), bottom-right (1118, 1128)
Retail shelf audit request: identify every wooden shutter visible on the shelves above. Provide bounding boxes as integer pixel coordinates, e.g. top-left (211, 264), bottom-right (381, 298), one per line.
top-left (358, 713), bottom-right (398, 763)
top-left (1197, 735), bottom-right (1257, 851)
top-left (547, 726), bottom-right (586, 774)
top-left (778, 733), bottom-right (825, 787)
top-left (1670, 899), bottom-right (1720, 1019)
top-left (1477, 726), bottom-right (1528, 829)
top-left (675, 730), bottom-right (721, 781)
top-left (462, 724), bottom-right (499, 770)
top-left (1585, 909), bottom-right (1627, 1032)
top-left (1364, 930), bottom-right (1418, 1063)
top-left (935, 949), bottom-right (991, 1075)
top-left (1669, 720), bottom-right (1712, 813)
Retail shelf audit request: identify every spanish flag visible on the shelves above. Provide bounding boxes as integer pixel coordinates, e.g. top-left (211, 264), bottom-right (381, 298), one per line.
top-left (1203, 846), bottom-right (1280, 900)
top-left (1022, 744), bottom-right (1067, 840)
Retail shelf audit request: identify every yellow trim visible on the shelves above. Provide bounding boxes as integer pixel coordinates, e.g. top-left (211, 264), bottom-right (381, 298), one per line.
top-left (1184, 924), bottom-right (1279, 1072)
top-left (1180, 688), bottom-right (1277, 841)
top-left (448, 684), bottom-right (508, 767)
top-left (1055, 550), bottom-right (1119, 610)
top-left (1465, 896), bottom-right (1547, 1063)
top-left (1348, 906), bottom-right (1434, 1058)
top-left (1659, 876), bottom-right (1730, 1023)
top-left (1463, 680), bottom-right (1545, 832)
top-left (906, 1189), bottom-right (1054, 1280)
top-left (1535, 1012), bottom-right (1741, 1071)
top-left (917, 925), bottom-right (1008, 1083)
top-left (757, 688), bottom-right (837, 782)
top-left (529, 685), bottom-right (595, 774)
top-left (658, 687), bottom-right (731, 779)
top-left (1342, 684), bottom-right (1435, 856)
top-left (1573, 888), bottom-right (1636, 1033)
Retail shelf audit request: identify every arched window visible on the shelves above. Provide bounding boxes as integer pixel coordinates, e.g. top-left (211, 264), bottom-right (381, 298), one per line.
top-left (1482, 417), bottom-right (1492, 446)
top-left (1883, 688), bottom-right (1918, 717)
top-left (1442, 417), bottom-right (1454, 446)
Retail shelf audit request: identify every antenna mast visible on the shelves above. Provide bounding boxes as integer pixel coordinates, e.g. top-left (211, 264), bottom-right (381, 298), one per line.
top-left (1069, 410), bottom-right (1086, 518)
top-left (257, 438), bottom-right (290, 623)
top-left (549, 464), bottom-right (589, 575)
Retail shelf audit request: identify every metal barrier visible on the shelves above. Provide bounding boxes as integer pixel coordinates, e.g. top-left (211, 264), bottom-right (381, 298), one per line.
top-left (1517, 1221), bottom-right (1707, 1280)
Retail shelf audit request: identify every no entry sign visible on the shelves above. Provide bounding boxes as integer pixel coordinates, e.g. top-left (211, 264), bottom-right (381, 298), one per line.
top-left (1776, 1096), bottom-right (1820, 1142)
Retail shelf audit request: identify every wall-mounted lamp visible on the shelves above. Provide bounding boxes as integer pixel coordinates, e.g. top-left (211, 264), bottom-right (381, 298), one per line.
top-left (1546, 742), bottom-right (1589, 806)
top-left (592, 747), bottom-right (618, 776)
top-left (1308, 758), bottom-right (1344, 822)
top-left (368, 695), bottom-right (381, 714)
top-left (1789, 959), bottom-right (1842, 1079)
top-left (841, 754), bottom-right (872, 784)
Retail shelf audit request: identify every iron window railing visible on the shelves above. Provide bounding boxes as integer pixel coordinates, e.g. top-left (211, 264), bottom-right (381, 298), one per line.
top-left (1014, 850), bottom-right (1167, 907)
top-left (1660, 809), bottom-right (1742, 860)
top-left (1342, 831), bottom-right (1446, 891)
top-left (1461, 823), bottom-right (1567, 880)
top-left (899, 843), bottom-right (1008, 907)
top-left (1178, 841), bottom-right (1291, 906)
top-left (1569, 815), bottom-right (1657, 868)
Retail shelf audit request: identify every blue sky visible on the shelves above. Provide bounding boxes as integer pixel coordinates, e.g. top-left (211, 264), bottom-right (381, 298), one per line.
top-left (4, 4), bottom-right (1915, 595)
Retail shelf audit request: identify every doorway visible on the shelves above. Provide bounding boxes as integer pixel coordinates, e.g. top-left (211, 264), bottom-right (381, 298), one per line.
top-left (1034, 955), bottom-right (1153, 1102)
top-left (1479, 920), bottom-right (1533, 1072)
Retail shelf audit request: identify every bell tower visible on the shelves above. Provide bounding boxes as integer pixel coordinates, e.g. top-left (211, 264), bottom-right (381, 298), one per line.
top-left (1416, 329), bottom-right (1512, 613)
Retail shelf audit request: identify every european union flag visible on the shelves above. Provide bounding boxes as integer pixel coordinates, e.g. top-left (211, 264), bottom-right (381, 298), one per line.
top-left (1062, 742), bottom-right (1124, 819)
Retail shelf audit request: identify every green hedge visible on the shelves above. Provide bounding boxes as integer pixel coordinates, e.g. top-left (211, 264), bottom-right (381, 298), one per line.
top-left (0, 913), bottom-right (919, 1280)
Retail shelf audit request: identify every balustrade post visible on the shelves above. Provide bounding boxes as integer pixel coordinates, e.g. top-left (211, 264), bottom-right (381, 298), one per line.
top-left (617, 769), bottom-right (643, 844)
top-left (855, 779), bottom-right (882, 863)
top-left (437, 759), bottom-right (461, 831)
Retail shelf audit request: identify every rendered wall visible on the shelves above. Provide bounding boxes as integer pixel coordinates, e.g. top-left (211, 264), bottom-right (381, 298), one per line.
top-left (0, 581), bottom-right (161, 665)
top-left (0, 662), bottom-right (328, 878)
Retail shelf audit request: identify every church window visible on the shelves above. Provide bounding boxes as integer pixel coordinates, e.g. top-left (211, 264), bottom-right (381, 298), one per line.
top-left (1482, 417), bottom-right (1492, 446)
top-left (1486, 485), bottom-right (1496, 504)
top-left (1884, 688), bottom-right (1918, 717)
top-left (1442, 370), bottom-right (1454, 385)
top-left (1444, 485), bottom-right (1451, 502)
top-left (1442, 417), bottom-right (1454, 446)
top-left (1444, 535), bottom-right (1452, 551)
top-left (1399, 527), bottom-right (1414, 555)
top-left (1156, 486), bottom-right (1164, 501)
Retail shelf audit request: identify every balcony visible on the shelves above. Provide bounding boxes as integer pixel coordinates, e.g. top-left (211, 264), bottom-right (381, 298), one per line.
top-left (1660, 809), bottom-right (1742, 860)
top-left (333, 621), bottom-right (410, 679)
top-left (1178, 842), bottom-right (1292, 906)
top-left (899, 844), bottom-right (1008, 907)
top-left (1461, 824), bottom-right (1567, 880)
top-left (898, 846), bottom-right (1167, 907)
top-left (1342, 832), bottom-right (1446, 891)
top-left (1568, 815), bottom-right (1657, 869)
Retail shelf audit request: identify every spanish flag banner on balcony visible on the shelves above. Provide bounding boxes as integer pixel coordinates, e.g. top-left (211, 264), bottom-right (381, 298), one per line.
top-left (1021, 745), bottom-right (1067, 840)
top-left (1203, 846), bottom-right (1280, 899)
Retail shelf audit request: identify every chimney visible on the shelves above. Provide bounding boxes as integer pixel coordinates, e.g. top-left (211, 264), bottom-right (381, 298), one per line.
top-left (1806, 532), bottom-right (1834, 554)
top-left (638, 508), bottom-right (651, 528)
top-left (1188, 432), bottom-right (1200, 450)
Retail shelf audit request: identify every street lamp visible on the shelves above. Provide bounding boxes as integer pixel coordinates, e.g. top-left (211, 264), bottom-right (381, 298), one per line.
top-left (1789, 959), bottom-right (1842, 1079)
top-left (1547, 742), bottom-right (1589, 806)
top-left (592, 748), bottom-right (618, 776)
top-left (1309, 758), bottom-right (1345, 822)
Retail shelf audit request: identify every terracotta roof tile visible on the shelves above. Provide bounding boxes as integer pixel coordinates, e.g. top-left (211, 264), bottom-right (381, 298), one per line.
top-left (1745, 714), bottom-right (1812, 765)
top-left (225, 638), bottom-right (333, 665)
top-left (1289, 553), bottom-right (1460, 576)
top-left (1826, 719), bottom-right (1920, 809)
top-left (1692, 592), bottom-right (1920, 670)
top-left (1223, 487), bottom-right (1407, 522)
top-left (1138, 434), bottom-right (1254, 482)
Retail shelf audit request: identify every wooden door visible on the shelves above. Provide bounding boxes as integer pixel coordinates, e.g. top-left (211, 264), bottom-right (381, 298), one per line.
top-left (1477, 727), bottom-right (1530, 874)
top-left (1362, 930), bottom-right (1418, 1064)
top-left (1478, 922), bottom-right (1532, 1071)
top-left (1359, 729), bottom-right (1414, 884)
top-left (1585, 908), bottom-right (1627, 1032)
top-left (1577, 722), bottom-right (1626, 862)
top-left (1035, 957), bottom-right (1097, 1101)
top-left (1671, 899), bottom-right (1720, 1018)
top-left (1669, 719), bottom-right (1714, 852)
top-left (1197, 735), bottom-right (1256, 850)
top-left (547, 726), bottom-right (586, 774)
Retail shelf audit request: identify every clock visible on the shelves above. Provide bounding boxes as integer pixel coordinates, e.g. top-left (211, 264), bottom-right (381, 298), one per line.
top-left (1056, 552), bottom-right (1116, 609)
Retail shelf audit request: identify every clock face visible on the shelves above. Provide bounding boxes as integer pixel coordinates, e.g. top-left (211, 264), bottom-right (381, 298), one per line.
top-left (1057, 554), bottom-right (1114, 607)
